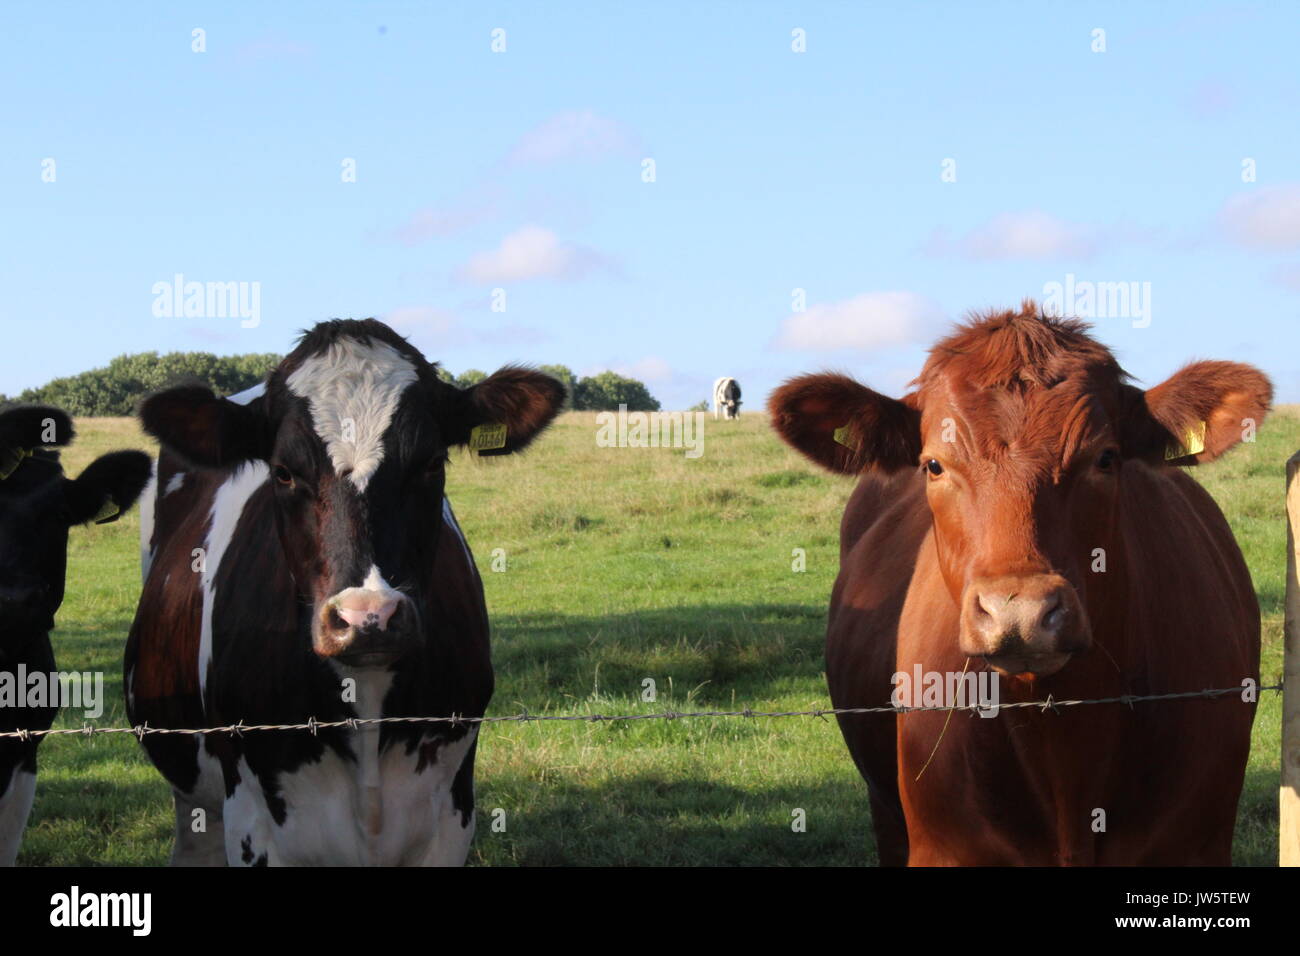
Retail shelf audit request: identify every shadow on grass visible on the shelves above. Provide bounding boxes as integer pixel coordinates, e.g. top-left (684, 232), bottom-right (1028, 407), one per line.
top-left (21, 767), bottom-right (172, 867)
top-left (42, 615), bottom-right (135, 699)
top-left (1234, 766), bottom-right (1280, 867)
top-left (472, 771), bottom-right (876, 867)
top-left (488, 603), bottom-right (830, 705)
top-left (26, 601), bottom-right (1280, 867)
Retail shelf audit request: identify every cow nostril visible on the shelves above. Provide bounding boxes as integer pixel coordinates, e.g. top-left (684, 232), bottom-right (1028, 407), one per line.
top-left (1041, 597), bottom-right (1065, 633)
top-left (327, 607), bottom-right (349, 632)
top-left (987, 632), bottom-right (1024, 658)
top-left (973, 594), bottom-right (993, 620)
top-left (386, 602), bottom-right (404, 630)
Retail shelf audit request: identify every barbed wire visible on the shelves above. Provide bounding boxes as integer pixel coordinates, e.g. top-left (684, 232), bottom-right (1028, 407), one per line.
top-left (0, 682), bottom-right (1281, 742)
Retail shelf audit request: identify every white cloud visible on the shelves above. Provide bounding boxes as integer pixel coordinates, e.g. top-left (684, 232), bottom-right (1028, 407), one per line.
top-left (391, 191), bottom-right (499, 245)
top-left (581, 357), bottom-right (674, 383)
top-left (456, 226), bottom-right (609, 283)
top-left (384, 113), bottom-right (640, 246)
top-left (383, 306), bottom-right (548, 350)
top-left (924, 210), bottom-right (1099, 261)
top-left (506, 110), bottom-right (640, 165)
top-left (384, 306), bottom-right (469, 344)
top-left (581, 357), bottom-right (713, 409)
top-left (1219, 184), bottom-right (1300, 250)
top-left (612, 356), bottom-right (673, 382)
top-left (773, 291), bottom-right (946, 352)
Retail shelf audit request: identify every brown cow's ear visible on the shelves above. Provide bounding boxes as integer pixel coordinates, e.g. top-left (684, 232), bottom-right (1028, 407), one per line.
top-left (441, 367), bottom-right (566, 455)
top-left (768, 373), bottom-right (921, 475)
top-left (1120, 361), bottom-right (1272, 465)
top-left (139, 385), bottom-right (273, 467)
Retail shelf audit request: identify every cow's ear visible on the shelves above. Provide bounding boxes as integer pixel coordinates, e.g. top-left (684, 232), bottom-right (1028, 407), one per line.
top-left (140, 385), bottom-right (272, 467)
top-left (64, 450), bottom-right (153, 525)
top-left (1120, 361), bottom-right (1272, 465)
top-left (440, 367), bottom-right (566, 455)
top-left (0, 405), bottom-right (74, 449)
top-left (768, 373), bottom-right (921, 475)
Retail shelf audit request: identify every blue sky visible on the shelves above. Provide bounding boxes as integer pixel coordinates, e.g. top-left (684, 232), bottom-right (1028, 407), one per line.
top-left (3, 1), bottom-right (1299, 408)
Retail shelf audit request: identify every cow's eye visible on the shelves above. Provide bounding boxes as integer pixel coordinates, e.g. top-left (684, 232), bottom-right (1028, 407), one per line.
top-left (272, 464), bottom-right (294, 487)
top-left (422, 457), bottom-right (447, 482)
top-left (925, 459), bottom-right (944, 478)
top-left (1096, 449), bottom-right (1118, 472)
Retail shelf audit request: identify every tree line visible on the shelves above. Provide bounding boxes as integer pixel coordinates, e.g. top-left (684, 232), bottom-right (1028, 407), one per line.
top-left (446, 365), bottom-right (659, 412)
top-left (1, 354), bottom-right (661, 416)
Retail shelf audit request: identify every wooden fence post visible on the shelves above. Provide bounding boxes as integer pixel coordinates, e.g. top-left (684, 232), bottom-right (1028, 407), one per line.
top-left (1282, 452), bottom-right (1300, 865)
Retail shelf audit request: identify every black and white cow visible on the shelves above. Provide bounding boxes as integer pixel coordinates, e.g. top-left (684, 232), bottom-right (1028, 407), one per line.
top-left (0, 405), bottom-right (150, 865)
top-left (712, 377), bottom-right (741, 420)
top-left (126, 319), bottom-right (564, 866)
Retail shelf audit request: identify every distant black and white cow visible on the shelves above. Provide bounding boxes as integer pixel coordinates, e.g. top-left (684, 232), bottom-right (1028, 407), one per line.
top-left (712, 377), bottom-right (741, 420)
top-left (0, 406), bottom-right (150, 866)
top-left (126, 319), bottom-right (564, 866)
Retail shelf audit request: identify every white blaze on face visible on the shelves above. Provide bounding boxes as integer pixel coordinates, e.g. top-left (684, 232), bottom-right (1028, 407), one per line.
top-left (286, 338), bottom-right (418, 491)
top-left (200, 461), bottom-right (271, 698)
top-left (442, 497), bottom-right (471, 563)
top-left (138, 464), bottom-right (158, 581)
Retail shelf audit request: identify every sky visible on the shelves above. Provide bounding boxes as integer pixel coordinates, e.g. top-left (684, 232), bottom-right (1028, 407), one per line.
top-left (2, 1), bottom-right (1299, 409)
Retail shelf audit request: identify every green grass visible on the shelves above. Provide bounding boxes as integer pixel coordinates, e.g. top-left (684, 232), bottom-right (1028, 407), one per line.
top-left (17, 407), bottom-right (1299, 865)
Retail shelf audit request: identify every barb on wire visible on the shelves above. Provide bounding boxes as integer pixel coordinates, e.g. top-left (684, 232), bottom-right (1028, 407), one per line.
top-left (0, 682), bottom-right (1280, 742)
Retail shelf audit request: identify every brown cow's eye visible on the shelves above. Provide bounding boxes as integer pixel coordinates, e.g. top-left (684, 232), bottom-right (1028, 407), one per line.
top-left (1096, 449), bottom-right (1117, 472)
top-left (925, 459), bottom-right (944, 478)
top-left (272, 464), bottom-right (294, 487)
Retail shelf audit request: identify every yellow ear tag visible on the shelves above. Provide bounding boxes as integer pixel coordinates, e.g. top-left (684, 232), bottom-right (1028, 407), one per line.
top-left (1165, 420), bottom-right (1207, 461)
top-left (92, 497), bottom-right (122, 524)
top-left (832, 425), bottom-right (855, 449)
top-left (0, 446), bottom-right (32, 481)
top-left (468, 423), bottom-right (508, 453)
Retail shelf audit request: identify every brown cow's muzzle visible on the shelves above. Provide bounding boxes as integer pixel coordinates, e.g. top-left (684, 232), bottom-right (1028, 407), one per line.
top-left (313, 584), bottom-right (417, 668)
top-left (958, 573), bottom-right (1091, 678)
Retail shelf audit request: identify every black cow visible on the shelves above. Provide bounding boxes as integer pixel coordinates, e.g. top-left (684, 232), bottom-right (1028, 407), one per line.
top-left (0, 405), bottom-right (150, 865)
top-left (127, 319), bottom-right (564, 865)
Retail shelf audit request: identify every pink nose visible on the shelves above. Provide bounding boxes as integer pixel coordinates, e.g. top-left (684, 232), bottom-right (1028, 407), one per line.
top-left (335, 594), bottom-right (401, 631)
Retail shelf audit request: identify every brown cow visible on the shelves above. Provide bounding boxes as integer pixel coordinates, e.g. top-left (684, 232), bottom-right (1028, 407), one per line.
top-left (769, 303), bottom-right (1269, 865)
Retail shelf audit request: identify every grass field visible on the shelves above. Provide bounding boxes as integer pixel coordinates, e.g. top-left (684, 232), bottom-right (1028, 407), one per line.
top-left (17, 406), bottom-right (1298, 866)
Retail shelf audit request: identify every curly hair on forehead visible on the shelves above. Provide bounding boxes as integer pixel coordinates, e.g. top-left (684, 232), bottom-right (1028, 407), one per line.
top-left (913, 300), bottom-right (1130, 394)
